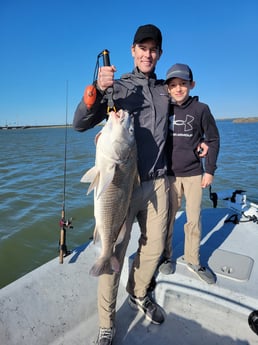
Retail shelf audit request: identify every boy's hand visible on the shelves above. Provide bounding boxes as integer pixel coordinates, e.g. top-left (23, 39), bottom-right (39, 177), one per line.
top-left (197, 142), bottom-right (209, 157)
top-left (201, 173), bottom-right (214, 188)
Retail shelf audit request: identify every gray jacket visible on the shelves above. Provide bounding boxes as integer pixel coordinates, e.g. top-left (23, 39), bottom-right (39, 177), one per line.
top-left (73, 67), bottom-right (170, 181)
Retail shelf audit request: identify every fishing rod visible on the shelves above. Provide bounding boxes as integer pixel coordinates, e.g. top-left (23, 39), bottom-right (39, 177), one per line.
top-left (59, 50), bottom-right (113, 262)
top-left (59, 80), bottom-right (73, 264)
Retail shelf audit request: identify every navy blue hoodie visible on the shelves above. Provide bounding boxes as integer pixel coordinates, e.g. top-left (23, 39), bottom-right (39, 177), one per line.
top-left (167, 96), bottom-right (220, 177)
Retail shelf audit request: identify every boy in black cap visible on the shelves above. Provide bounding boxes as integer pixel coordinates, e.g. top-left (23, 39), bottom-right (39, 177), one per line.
top-left (74, 24), bottom-right (169, 345)
top-left (159, 63), bottom-right (220, 284)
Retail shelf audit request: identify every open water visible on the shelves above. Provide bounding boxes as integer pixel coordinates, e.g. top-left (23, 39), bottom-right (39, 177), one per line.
top-left (0, 121), bottom-right (258, 289)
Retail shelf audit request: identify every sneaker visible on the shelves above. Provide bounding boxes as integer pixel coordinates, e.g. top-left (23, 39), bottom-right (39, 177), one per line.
top-left (187, 263), bottom-right (216, 284)
top-left (96, 327), bottom-right (115, 345)
top-left (159, 259), bottom-right (175, 275)
top-left (128, 294), bottom-right (164, 324)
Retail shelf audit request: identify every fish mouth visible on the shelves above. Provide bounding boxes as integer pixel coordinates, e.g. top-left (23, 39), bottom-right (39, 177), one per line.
top-left (109, 110), bottom-right (134, 132)
top-left (110, 109), bottom-right (129, 119)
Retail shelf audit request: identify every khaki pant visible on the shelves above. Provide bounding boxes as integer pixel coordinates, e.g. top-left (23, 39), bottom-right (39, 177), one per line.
top-left (97, 177), bottom-right (169, 328)
top-left (164, 175), bottom-right (202, 266)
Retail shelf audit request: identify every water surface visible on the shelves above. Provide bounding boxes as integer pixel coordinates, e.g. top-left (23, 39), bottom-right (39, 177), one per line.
top-left (0, 121), bottom-right (257, 288)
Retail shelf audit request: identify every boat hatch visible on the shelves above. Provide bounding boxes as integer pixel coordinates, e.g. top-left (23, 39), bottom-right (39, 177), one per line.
top-left (208, 249), bottom-right (254, 281)
top-left (159, 289), bottom-right (257, 342)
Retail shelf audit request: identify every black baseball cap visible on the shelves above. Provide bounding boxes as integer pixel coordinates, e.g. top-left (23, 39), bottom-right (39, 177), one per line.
top-left (133, 24), bottom-right (162, 49)
top-left (166, 63), bottom-right (193, 83)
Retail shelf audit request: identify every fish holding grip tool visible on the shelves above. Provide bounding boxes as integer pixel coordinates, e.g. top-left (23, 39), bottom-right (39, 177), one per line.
top-left (83, 49), bottom-right (116, 113)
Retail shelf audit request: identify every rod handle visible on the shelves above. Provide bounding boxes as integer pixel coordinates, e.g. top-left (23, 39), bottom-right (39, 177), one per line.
top-left (102, 49), bottom-right (110, 66)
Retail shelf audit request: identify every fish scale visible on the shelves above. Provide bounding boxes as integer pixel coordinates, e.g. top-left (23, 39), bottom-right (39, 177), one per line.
top-left (96, 155), bottom-right (136, 236)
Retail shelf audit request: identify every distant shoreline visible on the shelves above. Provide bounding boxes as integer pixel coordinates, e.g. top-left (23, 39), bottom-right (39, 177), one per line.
top-left (1, 117), bottom-right (258, 130)
top-left (0, 124), bottom-right (72, 130)
top-left (231, 117), bottom-right (258, 123)
top-left (216, 117), bottom-right (258, 123)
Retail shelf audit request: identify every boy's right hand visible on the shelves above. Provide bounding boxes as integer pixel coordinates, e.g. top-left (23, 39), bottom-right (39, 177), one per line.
top-left (197, 142), bottom-right (209, 157)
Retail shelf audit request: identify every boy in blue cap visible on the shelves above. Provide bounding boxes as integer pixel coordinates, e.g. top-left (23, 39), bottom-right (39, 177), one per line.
top-left (159, 63), bottom-right (220, 284)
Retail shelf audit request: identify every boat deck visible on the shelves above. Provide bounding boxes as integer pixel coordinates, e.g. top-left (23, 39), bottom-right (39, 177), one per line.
top-left (1, 208), bottom-right (258, 344)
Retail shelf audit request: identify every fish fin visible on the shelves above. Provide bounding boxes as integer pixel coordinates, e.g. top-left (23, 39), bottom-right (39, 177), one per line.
top-left (80, 167), bottom-right (100, 195)
top-left (110, 255), bottom-right (120, 273)
top-left (89, 255), bottom-right (120, 277)
top-left (95, 164), bottom-right (116, 199)
top-left (95, 131), bottom-right (102, 144)
top-left (81, 164), bottom-right (115, 198)
top-left (115, 221), bottom-right (127, 245)
top-left (80, 166), bottom-right (97, 183)
top-left (89, 259), bottom-right (112, 277)
top-left (93, 226), bottom-right (100, 243)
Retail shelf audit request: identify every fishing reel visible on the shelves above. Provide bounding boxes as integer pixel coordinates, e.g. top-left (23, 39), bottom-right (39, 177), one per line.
top-left (209, 186), bottom-right (246, 210)
top-left (84, 49), bottom-right (111, 109)
top-left (209, 186), bottom-right (258, 224)
top-left (59, 217), bottom-right (73, 229)
top-left (59, 212), bottom-right (73, 264)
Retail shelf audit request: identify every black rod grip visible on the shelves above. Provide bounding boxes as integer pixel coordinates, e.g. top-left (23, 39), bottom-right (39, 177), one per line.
top-left (103, 49), bottom-right (110, 66)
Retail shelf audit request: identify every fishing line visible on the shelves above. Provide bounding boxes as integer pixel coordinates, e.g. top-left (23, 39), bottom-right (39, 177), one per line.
top-left (63, 80), bottom-right (69, 211)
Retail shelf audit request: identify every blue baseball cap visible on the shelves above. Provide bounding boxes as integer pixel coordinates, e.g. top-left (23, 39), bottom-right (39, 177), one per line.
top-left (165, 63), bottom-right (193, 83)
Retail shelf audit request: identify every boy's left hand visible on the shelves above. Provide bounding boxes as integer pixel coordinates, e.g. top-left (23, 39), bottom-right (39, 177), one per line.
top-left (201, 173), bottom-right (214, 188)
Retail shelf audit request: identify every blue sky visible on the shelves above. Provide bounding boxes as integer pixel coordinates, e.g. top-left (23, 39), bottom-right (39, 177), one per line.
top-left (0, 0), bottom-right (258, 126)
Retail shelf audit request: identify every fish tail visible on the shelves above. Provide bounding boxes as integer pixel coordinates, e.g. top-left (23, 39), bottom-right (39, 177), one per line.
top-left (89, 255), bottom-right (120, 277)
